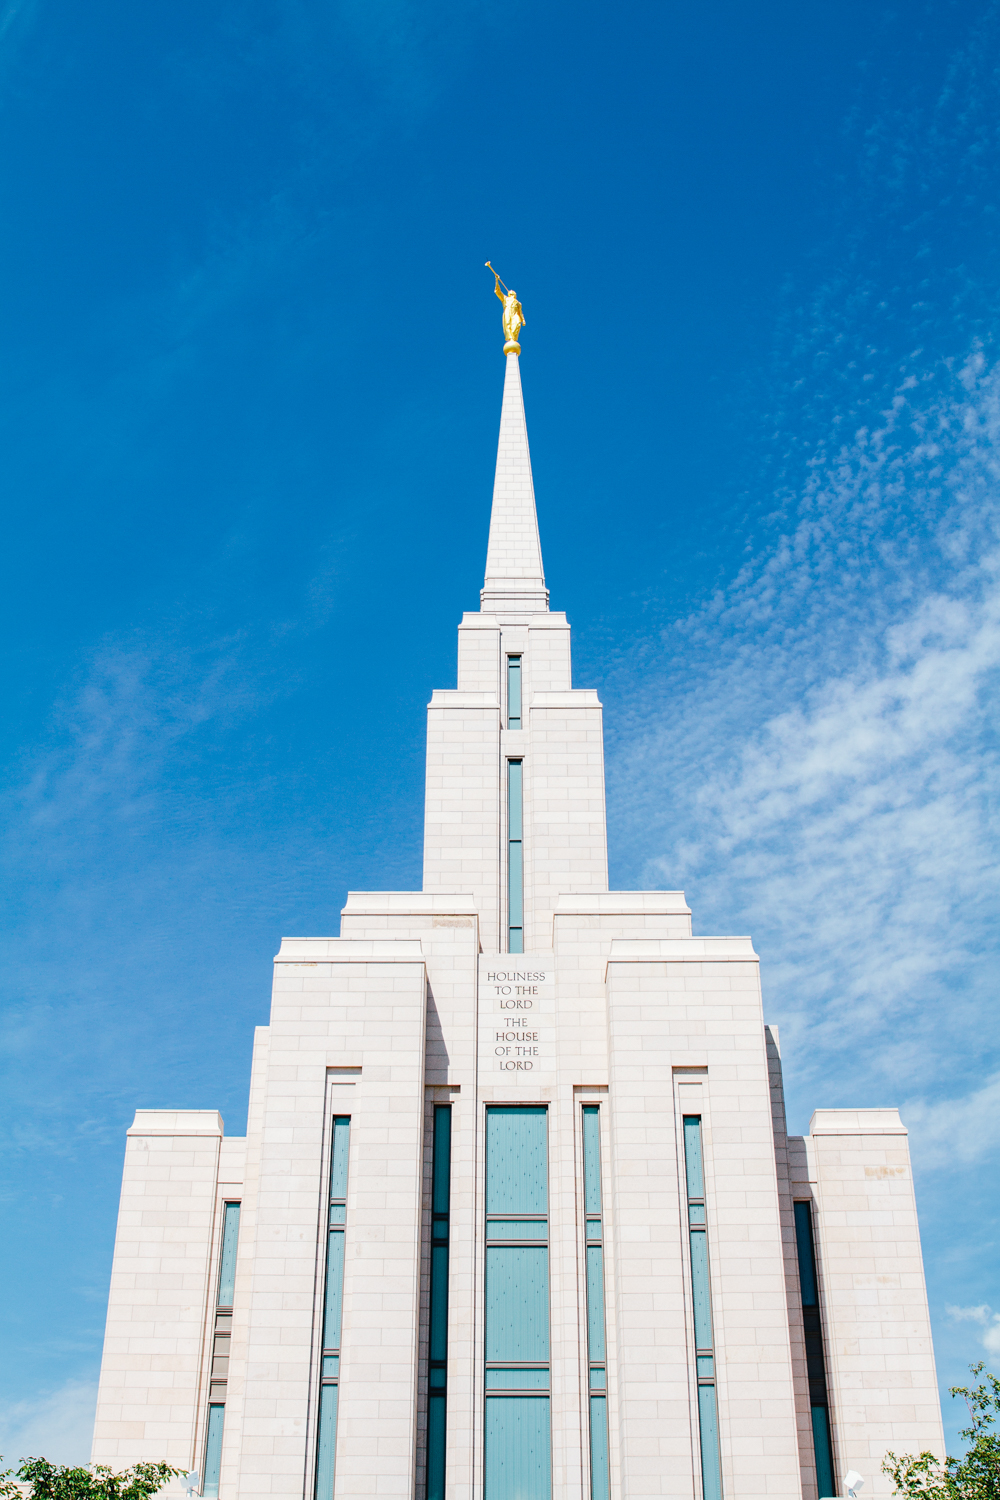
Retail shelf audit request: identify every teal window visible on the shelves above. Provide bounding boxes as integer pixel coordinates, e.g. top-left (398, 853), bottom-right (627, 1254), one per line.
top-left (202, 1404), bottom-right (225, 1499)
top-left (811, 1408), bottom-right (834, 1500)
top-left (485, 1108), bottom-right (550, 1500)
top-left (486, 1244), bottom-right (549, 1361)
top-left (507, 655), bottom-right (522, 730)
top-left (487, 1219), bottom-right (548, 1239)
top-left (322, 1229), bottom-right (346, 1351)
top-left (486, 1368), bottom-right (550, 1390)
top-left (216, 1203), bottom-right (240, 1308)
top-left (589, 1396), bottom-right (609, 1500)
top-left (486, 1106), bottom-right (547, 1215)
top-left (697, 1387), bottom-right (722, 1500)
top-left (485, 1396), bottom-right (550, 1500)
top-left (427, 1106), bottom-right (452, 1500)
top-left (316, 1116), bottom-right (351, 1500)
top-left (315, 1386), bottom-right (339, 1500)
top-left (683, 1116), bottom-right (722, 1500)
top-left (202, 1201), bottom-right (240, 1495)
top-left (794, 1201), bottom-right (835, 1499)
top-left (508, 761), bottom-right (523, 953)
top-left (582, 1107), bottom-right (609, 1500)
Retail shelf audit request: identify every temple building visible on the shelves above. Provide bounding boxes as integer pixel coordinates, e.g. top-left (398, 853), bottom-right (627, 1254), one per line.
top-left (91, 317), bottom-right (945, 1500)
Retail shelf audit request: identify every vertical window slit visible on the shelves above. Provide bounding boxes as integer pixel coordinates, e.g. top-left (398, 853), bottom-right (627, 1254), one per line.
top-left (315, 1115), bottom-right (351, 1500)
top-left (507, 655), bottom-right (522, 730)
top-left (583, 1107), bottom-right (610, 1500)
top-left (203, 1201), bottom-right (240, 1498)
top-left (508, 760), bottom-right (523, 954)
top-left (203, 1405), bottom-right (225, 1499)
top-left (427, 1105), bottom-right (452, 1500)
top-left (794, 1200), bottom-right (835, 1499)
top-left (683, 1116), bottom-right (722, 1500)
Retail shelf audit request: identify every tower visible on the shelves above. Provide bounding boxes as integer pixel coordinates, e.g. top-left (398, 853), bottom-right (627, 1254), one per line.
top-left (91, 326), bottom-right (945, 1500)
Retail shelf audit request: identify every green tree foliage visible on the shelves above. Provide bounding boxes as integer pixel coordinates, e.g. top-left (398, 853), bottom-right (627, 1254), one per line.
top-left (884, 1364), bottom-right (1000, 1500)
top-left (0, 1459), bottom-right (181, 1500)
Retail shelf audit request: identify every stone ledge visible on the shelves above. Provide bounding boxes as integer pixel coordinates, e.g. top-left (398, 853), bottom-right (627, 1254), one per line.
top-left (461, 610), bottom-right (569, 628)
top-left (427, 690), bottom-right (500, 708)
top-left (606, 936), bottom-right (759, 963)
top-left (808, 1107), bottom-right (907, 1136)
top-left (274, 937), bottom-right (426, 963)
top-left (342, 891), bottom-right (479, 916)
top-left (530, 691), bottom-right (603, 709)
top-left (555, 891), bottom-right (692, 916)
top-left (126, 1109), bottom-right (224, 1137)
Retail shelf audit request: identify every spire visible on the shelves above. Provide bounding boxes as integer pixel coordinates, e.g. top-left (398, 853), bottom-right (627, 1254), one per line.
top-left (481, 353), bottom-right (549, 612)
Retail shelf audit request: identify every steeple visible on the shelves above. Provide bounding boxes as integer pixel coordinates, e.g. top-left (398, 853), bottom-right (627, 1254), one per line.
top-left (481, 353), bottom-right (549, 612)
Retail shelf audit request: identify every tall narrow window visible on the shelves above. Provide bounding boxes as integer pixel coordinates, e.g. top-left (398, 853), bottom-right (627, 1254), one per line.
top-left (507, 656), bottom-right (522, 730)
top-left (203, 1406), bottom-right (225, 1500)
top-left (203, 1201), bottom-right (240, 1498)
top-left (217, 1203), bottom-right (240, 1308)
top-left (683, 1117), bottom-right (722, 1500)
top-left (794, 1201), bottom-right (835, 1498)
top-left (484, 1107), bottom-right (550, 1500)
top-left (582, 1108), bottom-right (609, 1500)
top-left (316, 1116), bottom-right (351, 1500)
top-left (427, 1106), bottom-right (452, 1500)
top-left (508, 760), bottom-right (523, 954)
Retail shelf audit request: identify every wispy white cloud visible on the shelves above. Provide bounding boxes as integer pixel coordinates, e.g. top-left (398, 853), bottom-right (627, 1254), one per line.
top-left (903, 1073), bottom-right (1000, 1170)
top-left (3, 592), bottom-right (327, 877)
top-left (14, 636), bottom-right (244, 836)
top-left (0, 1378), bottom-right (97, 1467)
top-left (608, 347), bottom-right (1000, 1117)
top-left (947, 1304), bottom-right (993, 1324)
top-left (946, 1304), bottom-right (1000, 1358)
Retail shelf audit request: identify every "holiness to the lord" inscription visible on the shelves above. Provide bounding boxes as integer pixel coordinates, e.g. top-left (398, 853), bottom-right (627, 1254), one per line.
top-left (478, 956), bottom-right (556, 1073)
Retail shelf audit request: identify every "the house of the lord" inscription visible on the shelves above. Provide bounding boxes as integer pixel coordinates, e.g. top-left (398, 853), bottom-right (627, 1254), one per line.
top-left (478, 955), bottom-right (556, 1073)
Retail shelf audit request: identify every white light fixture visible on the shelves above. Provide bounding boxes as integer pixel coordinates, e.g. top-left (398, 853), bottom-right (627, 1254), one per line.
top-left (181, 1472), bottom-right (200, 1497)
top-left (844, 1470), bottom-right (865, 1498)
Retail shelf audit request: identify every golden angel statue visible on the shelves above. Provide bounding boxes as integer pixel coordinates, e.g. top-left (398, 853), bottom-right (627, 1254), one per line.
top-left (486, 264), bottom-right (525, 351)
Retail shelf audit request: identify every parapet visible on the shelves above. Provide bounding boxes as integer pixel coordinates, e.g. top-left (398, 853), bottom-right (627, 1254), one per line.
top-left (808, 1107), bottom-right (907, 1135)
top-left (126, 1109), bottom-right (224, 1136)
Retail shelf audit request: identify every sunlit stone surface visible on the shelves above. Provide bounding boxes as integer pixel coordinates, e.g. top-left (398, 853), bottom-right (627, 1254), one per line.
top-left (92, 351), bottom-right (944, 1500)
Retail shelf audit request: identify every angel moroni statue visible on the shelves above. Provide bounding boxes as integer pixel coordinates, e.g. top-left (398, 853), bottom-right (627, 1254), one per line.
top-left (486, 263), bottom-right (525, 353)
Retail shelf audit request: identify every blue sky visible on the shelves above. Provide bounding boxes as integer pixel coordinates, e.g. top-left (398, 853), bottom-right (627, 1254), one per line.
top-left (1, 0), bottom-right (999, 1464)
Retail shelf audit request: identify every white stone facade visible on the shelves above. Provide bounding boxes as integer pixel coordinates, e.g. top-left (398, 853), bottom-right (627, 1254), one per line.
top-left (92, 350), bottom-right (944, 1500)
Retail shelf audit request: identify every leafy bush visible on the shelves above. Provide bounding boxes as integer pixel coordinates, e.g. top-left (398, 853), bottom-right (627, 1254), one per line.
top-left (884, 1364), bottom-right (1000, 1500)
top-left (0, 1459), bottom-right (181, 1500)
